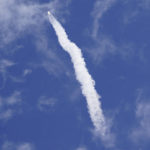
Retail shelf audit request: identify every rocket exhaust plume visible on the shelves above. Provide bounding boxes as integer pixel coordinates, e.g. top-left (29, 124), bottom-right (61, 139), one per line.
top-left (48, 11), bottom-right (106, 136)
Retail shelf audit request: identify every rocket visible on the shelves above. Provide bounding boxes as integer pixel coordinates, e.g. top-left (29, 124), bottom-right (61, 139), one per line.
top-left (47, 11), bottom-right (55, 22)
top-left (48, 11), bottom-right (51, 15)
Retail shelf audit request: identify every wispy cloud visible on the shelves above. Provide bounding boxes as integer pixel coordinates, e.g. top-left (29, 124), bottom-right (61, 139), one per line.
top-left (87, 36), bottom-right (116, 63)
top-left (123, 0), bottom-right (150, 25)
top-left (131, 102), bottom-right (150, 143)
top-left (0, 0), bottom-right (70, 46)
top-left (0, 59), bottom-right (15, 72)
top-left (91, 0), bottom-right (116, 38)
top-left (0, 0), bottom-right (72, 77)
top-left (76, 146), bottom-right (87, 150)
top-left (37, 96), bottom-right (57, 112)
top-left (2, 141), bottom-right (34, 150)
top-left (23, 69), bottom-right (32, 77)
top-left (0, 59), bottom-right (15, 89)
top-left (0, 91), bottom-right (22, 121)
top-left (34, 34), bottom-right (68, 76)
top-left (87, 35), bottom-right (135, 64)
top-left (140, 0), bottom-right (150, 9)
top-left (17, 143), bottom-right (34, 150)
top-left (130, 89), bottom-right (150, 145)
top-left (87, 0), bottom-right (134, 65)
top-left (87, 0), bottom-right (146, 65)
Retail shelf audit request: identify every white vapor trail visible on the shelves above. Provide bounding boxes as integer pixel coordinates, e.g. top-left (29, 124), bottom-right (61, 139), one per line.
top-left (48, 11), bottom-right (106, 136)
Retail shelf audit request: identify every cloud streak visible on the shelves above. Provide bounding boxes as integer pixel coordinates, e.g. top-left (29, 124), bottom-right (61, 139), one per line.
top-left (0, 0), bottom-right (72, 78)
top-left (0, 0), bottom-right (70, 46)
top-left (37, 96), bottom-right (57, 112)
top-left (48, 11), bottom-right (107, 136)
top-left (131, 100), bottom-right (150, 143)
top-left (91, 0), bottom-right (116, 38)
top-left (2, 141), bottom-right (34, 150)
top-left (0, 91), bottom-right (22, 121)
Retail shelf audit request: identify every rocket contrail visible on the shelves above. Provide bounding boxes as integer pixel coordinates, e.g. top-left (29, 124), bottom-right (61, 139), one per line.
top-left (48, 11), bottom-right (106, 136)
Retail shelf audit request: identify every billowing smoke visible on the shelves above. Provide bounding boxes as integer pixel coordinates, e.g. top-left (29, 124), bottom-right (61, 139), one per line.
top-left (48, 11), bottom-right (106, 136)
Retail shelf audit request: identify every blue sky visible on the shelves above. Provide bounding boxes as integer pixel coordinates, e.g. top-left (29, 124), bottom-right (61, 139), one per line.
top-left (0, 0), bottom-right (150, 150)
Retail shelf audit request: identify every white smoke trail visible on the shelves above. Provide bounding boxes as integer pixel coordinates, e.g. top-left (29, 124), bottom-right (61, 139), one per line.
top-left (48, 11), bottom-right (106, 136)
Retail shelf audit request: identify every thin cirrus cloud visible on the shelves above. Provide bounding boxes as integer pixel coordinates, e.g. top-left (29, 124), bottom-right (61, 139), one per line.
top-left (23, 69), bottom-right (32, 77)
top-left (131, 101), bottom-right (150, 143)
top-left (0, 59), bottom-right (15, 89)
top-left (37, 96), bottom-right (57, 112)
top-left (129, 89), bottom-right (150, 147)
top-left (91, 0), bottom-right (116, 39)
top-left (34, 33), bottom-right (68, 76)
top-left (0, 0), bottom-right (72, 78)
top-left (0, 59), bottom-right (15, 73)
top-left (2, 141), bottom-right (34, 150)
top-left (86, 0), bottom-right (118, 64)
top-left (123, 0), bottom-right (150, 25)
top-left (48, 11), bottom-right (108, 138)
top-left (87, 0), bottom-right (138, 65)
top-left (88, 36), bottom-right (135, 64)
top-left (76, 146), bottom-right (87, 150)
top-left (0, 0), bottom-right (70, 46)
top-left (0, 91), bottom-right (22, 121)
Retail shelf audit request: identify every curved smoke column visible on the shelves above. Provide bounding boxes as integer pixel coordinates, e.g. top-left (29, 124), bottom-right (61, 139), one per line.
top-left (48, 11), bottom-right (106, 136)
